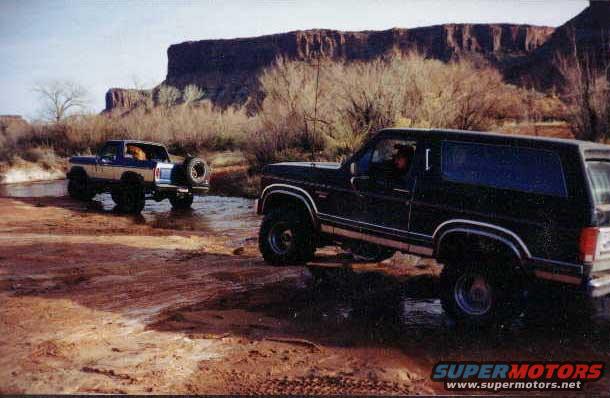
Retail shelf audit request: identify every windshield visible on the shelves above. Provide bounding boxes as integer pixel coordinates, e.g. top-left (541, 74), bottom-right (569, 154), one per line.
top-left (587, 161), bottom-right (610, 205)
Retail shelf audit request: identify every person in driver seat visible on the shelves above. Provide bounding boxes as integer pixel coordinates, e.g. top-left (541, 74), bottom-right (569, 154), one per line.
top-left (389, 145), bottom-right (415, 180)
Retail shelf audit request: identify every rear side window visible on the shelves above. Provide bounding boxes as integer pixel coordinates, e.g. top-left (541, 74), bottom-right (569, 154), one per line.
top-left (587, 161), bottom-right (610, 205)
top-left (442, 142), bottom-right (567, 197)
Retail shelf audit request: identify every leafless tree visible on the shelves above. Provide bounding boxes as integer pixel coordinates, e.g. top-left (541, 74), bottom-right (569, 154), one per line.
top-left (34, 80), bottom-right (89, 122)
top-left (556, 29), bottom-right (610, 142)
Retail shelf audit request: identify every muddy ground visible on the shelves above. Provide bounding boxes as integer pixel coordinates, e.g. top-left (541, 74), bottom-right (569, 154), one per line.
top-left (1, 181), bottom-right (609, 395)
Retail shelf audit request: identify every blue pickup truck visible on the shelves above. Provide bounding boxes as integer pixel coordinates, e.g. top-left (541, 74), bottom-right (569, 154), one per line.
top-left (67, 140), bottom-right (210, 213)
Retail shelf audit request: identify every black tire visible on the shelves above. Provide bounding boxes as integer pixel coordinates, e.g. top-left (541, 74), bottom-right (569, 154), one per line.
top-left (67, 172), bottom-right (95, 201)
top-left (111, 189), bottom-right (121, 205)
top-left (115, 184), bottom-right (145, 214)
top-left (259, 207), bottom-right (316, 266)
top-left (440, 262), bottom-right (521, 328)
top-left (348, 242), bottom-right (395, 262)
top-left (170, 193), bottom-right (194, 210)
top-left (184, 157), bottom-right (208, 186)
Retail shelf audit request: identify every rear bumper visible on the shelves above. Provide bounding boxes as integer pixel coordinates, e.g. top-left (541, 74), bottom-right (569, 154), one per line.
top-left (587, 273), bottom-right (610, 298)
top-left (155, 183), bottom-right (209, 195)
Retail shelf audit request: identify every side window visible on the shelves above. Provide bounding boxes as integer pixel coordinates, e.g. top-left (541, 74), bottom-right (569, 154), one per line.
top-left (442, 142), bottom-right (567, 197)
top-left (370, 138), bottom-right (417, 182)
top-left (354, 147), bottom-right (373, 175)
top-left (125, 144), bottom-right (148, 161)
top-left (99, 143), bottom-right (119, 160)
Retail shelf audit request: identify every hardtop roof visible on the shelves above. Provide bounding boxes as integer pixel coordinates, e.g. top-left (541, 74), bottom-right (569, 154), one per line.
top-left (106, 139), bottom-right (167, 147)
top-left (380, 128), bottom-right (610, 152)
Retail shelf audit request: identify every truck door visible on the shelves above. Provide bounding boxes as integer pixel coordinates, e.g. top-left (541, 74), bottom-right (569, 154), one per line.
top-left (351, 136), bottom-right (420, 238)
top-left (96, 142), bottom-right (120, 180)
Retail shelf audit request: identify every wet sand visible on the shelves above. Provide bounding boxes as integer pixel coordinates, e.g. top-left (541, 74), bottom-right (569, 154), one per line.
top-left (0, 181), bottom-right (609, 394)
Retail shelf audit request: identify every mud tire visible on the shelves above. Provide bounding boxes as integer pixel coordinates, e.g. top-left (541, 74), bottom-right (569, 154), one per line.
top-left (68, 172), bottom-right (95, 201)
top-left (170, 193), bottom-right (194, 210)
top-left (115, 183), bottom-right (145, 214)
top-left (259, 207), bottom-right (316, 266)
top-left (440, 262), bottom-right (521, 329)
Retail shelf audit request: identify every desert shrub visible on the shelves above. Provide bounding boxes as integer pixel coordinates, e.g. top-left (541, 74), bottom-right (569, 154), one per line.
top-left (248, 53), bottom-right (528, 169)
top-left (157, 84), bottom-right (182, 107)
top-left (182, 84), bottom-right (205, 105)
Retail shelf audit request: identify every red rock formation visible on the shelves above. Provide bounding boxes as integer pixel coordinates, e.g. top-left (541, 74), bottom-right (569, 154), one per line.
top-left (506, 0), bottom-right (610, 88)
top-left (160, 24), bottom-right (553, 107)
top-left (104, 88), bottom-right (152, 113)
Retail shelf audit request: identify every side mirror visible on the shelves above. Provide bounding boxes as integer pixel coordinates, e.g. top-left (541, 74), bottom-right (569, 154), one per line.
top-left (350, 162), bottom-right (358, 176)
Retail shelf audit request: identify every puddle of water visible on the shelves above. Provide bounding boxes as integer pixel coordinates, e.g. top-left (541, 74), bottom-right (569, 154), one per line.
top-left (0, 179), bottom-right (67, 198)
top-left (0, 179), bottom-right (260, 242)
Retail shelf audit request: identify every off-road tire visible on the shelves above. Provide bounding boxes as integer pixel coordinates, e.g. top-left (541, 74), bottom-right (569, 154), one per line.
top-left (170, 193), bottom-right (194, 210)
top-left (115, 183), bottom-right (145, 214)
top-left (259, 207), bottom-right (316, 266)
top-left (67, 173), bottom-right (95, 201)
top-left (440, 262), bottom-right (521, 329)
top-left (184, 157), bottom-right (208, 186)
top-left (110, 189), bottom-right (121, 205)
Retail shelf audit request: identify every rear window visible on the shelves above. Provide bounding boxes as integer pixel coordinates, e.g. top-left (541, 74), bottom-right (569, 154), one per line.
top-left (442, 141), bottom-right (567, 197)
top-left (587, 161), bottom-right (610, 205)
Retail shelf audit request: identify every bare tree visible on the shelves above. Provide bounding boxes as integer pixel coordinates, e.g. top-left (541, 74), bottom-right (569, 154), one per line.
top-left (182, 84), bottom-right (205, 105)
top-left (34, 80), bottom-right (89, 122)
top-left (556, 29), bottom-right (610, 142)
top-left (157, 84), bottom-right (181, 107)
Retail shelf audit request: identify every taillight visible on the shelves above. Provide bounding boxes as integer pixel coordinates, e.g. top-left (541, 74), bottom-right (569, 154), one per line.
top-left (580, 227), bottom-right (599, 262)
top-left (155, 166), bottom-right (160, 180)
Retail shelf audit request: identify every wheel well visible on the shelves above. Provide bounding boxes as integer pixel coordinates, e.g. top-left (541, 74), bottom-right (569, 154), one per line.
top-left (120, 171), bottom-right (143, 184)
top-left (68, 166), bottom-right (86, 179)
top-left (262, 192), bottom-right (316, 225)
top-left (436, 231), bottom-right (522, 270)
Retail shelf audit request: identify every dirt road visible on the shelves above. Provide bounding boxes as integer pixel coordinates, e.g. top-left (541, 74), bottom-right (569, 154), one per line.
top-left (1, 181), bottom-right (609, 394)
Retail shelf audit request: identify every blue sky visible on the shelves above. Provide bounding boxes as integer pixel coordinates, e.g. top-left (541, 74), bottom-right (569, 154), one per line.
top-left (0, 0), bottom-right (587, 119)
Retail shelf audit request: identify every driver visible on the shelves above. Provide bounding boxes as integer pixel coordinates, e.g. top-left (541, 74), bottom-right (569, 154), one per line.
top-left (389, 145), bottom-right (415, 180)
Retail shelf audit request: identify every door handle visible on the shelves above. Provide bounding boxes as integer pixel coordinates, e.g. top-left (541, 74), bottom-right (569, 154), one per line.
top-left (350, 175), bottom-right (369, 187)
top-left (393, 188), bottom-right (411, 195)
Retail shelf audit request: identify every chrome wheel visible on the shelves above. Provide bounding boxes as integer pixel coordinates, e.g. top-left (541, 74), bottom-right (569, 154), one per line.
top-left (454, 272), bottom-right (493, 316)
top-left (268, 222), bottom-right (294, 255)
top-left (191, 163), bottom-right (205, 180)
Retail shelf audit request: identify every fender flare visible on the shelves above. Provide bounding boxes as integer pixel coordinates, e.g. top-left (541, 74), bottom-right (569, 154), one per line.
top-left (67, 166), bottom-right (87, 179)
top-left (433, 219), bottom-right (531, 263)
top-left (120, 171), bottom-right (144, 185)
top-left (259, 184), bottom-right (318, 225)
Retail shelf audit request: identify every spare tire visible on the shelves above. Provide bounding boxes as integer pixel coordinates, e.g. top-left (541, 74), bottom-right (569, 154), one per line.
top-left (184, 157), bottom-right (209, 186)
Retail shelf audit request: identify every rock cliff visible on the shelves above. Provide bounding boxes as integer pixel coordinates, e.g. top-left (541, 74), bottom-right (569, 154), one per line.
top-left (105, 88), bottom-right (152, 113)
top-left (105, 1), bottom-right (608, 111)
top-left (163, 24), bottom-right (554, 107)
top-left (506, 0), bottom-right (610, 88)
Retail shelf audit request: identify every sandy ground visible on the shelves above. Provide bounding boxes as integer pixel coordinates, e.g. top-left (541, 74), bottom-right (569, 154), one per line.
top-left (0, 190), bottom-right (609, 394)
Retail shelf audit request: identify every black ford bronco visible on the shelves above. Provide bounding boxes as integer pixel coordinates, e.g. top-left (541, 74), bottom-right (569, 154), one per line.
top-left (257, 128), bottom-right (610, 326)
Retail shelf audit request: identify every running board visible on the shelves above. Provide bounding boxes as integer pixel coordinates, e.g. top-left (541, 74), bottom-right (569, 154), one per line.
top-left (321, 224), bottom-right (433, 257)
